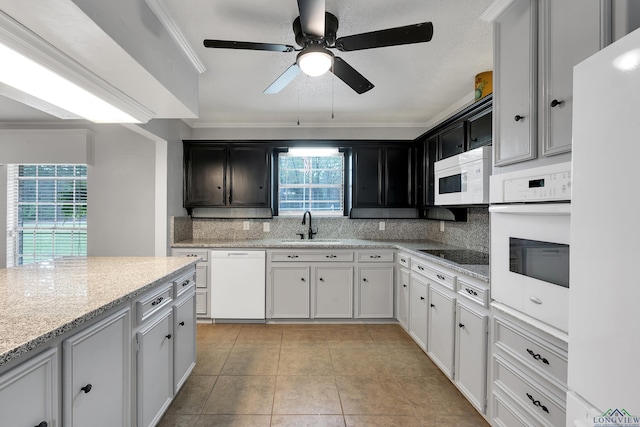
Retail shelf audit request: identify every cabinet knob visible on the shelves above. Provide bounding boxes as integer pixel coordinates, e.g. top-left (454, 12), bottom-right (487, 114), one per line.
top-left (403, 284), bottom-right (407, 288)
top-left (300, 277), bottom-right (306, 282)
top-left (217, 186), bottom-right (221, 190)
top-left (459, 323), bottom-right (465, 329)
top-left (179, 321), bottom-right (185, 326)
top-left (363, 278), bottom-right (368, 282)
top-left (430, 303), bottom-right (435, 308)
top-left (550, 99), bottom-right (564, 108)
top-left (420, 296), bottom-right (425, 301)
top-left (319, 277), bottom-right (325, 282)
top-left (514, 115), bottom-right (524, 122)
top-left (80, 384), bottom-right (92, 394)
top-left (35, 422), bottom-right (47, 427)
top-left (166, 334), bottom-right (172, 339)
top-left (470, 138), bottom-right (478, 142)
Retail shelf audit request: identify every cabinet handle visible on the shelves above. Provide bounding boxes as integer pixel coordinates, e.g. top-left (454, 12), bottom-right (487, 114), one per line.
top-left (420, 296), bottom-right (425, 300)
top-left (436, 274), bottom-right (445, 280)
top-left (526, 392), bottom-right (550, 414)
top-left (369, 255), bottom-right (381, 259)
top-left (182, 280), bottom-right (190, 287)
top-left (363, 278), bottom-right (368, 282)
top-left (459, 323), bottom-right (465, 329)
top-left (80, 384), bottom-right (92, 394)
top-left (530, 296), bottom-right (543, 305)
top-left (179, 321), bottom-right (185, 326)
top-left (470, 138), bottom-right (478, 142)
top-left (526, 348), bottom-right (550, 365)
top-left (325, 255), bottom-right (337, 259)
top-left (400, 258), bottom-right (406, 263)
top-left (151, 297), bottom-right (164, 306)
top-left (166, 334), bottom-right (172, 339)
top-left (465, 288), bottom-right (478, 296)
top-left (403, 284), bottom-right (407, 288)
top-left (514, 115), bottom-right (524, 121)
top-left (430, 303), bottom-right (435, 308)
top-left (417, 266), bottom-right (424, 271)
top-left (287, 255), bottom-right (299, 259)
top-left (319, 277), bottom-right (325, 282)
top-left (550, 99), bottom-right (564, 108)
top-left (300, 277), bottom-right (306, 282)
top-left (456, 144), bottom-right (463, 148)
top-left (35, 422), bottom-right (47, 427)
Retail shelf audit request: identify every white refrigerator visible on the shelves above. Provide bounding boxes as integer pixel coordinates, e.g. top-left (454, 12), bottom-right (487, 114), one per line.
top-left (568, 27), bottom-right (640, 425)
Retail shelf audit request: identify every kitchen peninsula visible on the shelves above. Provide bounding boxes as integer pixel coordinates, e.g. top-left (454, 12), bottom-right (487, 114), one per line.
top-left (0, 256), bottom-right (198, 427)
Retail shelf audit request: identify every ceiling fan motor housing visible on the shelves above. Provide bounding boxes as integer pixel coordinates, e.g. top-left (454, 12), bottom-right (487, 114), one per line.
top-left (293, 12), bottom-right (339, 47)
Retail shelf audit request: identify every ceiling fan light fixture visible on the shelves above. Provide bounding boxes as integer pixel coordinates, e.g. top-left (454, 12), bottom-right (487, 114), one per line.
top-left (297, 47), bottom-right (334, 77)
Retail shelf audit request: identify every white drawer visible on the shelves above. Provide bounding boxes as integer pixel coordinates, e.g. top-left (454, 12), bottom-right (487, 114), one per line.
top-left (356, 251), bottom-right (394, 263)
top-left (493, 391), bottom-right (542, 427)
top-left (136, 282), bottom-right (173, 324)
top-left (457, 278), bottom-right (489, 307)
top-left (270, 251), bottom-right (354, 262)
top-left (195, 290), bottom-right (208, 316)
top-left (174, 272), bottom-right (196, 299)
top-left (411, 259), bottom-right (456, 290)
top-left (172, 248), bottom-right (209, 262)
top-left (493, 355), bottom-right (566, 427)
top-left (494, 315), bottom-right (568, 387)
top-left (397, 253), bottom-right (411, 269)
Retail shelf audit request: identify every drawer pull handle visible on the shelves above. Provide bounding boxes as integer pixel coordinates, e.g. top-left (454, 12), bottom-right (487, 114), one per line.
top-left (80, 384), bottom-right (92, 394)
top-left (369, 255), bottom-right (381, 259)
top-left (287, 255), bottom-right (299, 259)
top-left (417, 266), bottom-right (424, 271)
top-left (166, 334), bottom-right (172, 339)
top-left (465, 288), bottom-right (478, 296)
top-left (459, 323), bottom-right (465, 329)
top-left (35, 422), bottom-right (48, 427)
top-left (400, 258), bottom-right (406, 263)
top-left (530, 296), bottom-right (543, 304)
top-left (526, 392), bottom-right (550, 414)
top-left (326, 255), bottom-right (337, 259)
top-left (182, 280), bottom-right (190, 287)
top-left (526, 348), bottom-right (550, 365)
top-left (437, 274), bottom-right (445, 280)
top-left (179, 321), bottom-right (185, 326)
top-left (151, 297), bottom-right (164, 306)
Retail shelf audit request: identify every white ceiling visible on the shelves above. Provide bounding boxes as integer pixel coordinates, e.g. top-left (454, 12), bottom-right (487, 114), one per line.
top-left (0, 0), bottom-right (495, 130)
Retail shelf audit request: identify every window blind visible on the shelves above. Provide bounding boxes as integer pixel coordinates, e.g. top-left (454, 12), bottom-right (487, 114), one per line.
top-left (6, 164), bottom-right (87, 266)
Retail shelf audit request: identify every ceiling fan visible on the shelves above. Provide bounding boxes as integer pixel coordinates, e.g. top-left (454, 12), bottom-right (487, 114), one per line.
top-left (203, 0), bottom-right (434, 94)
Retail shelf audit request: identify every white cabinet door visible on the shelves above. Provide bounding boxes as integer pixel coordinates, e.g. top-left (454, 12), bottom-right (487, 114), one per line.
top-left (137, 308), bottom-right (174, 427)
top-left (409, 275), bottom-right (428, 350)
top-left (63, 308), bottom-right (130, 427)
top-left (314, 266), bottom-right (354, 318)
top-left (174, 293), bottom-right (196, 394)
top-left (455, 302), bottom-right (488, 414)
top-left (0, 347), bottom-right (58, 427)
top-left (539, 0), bottom-right (603, 156)
top-left (494, 0), bottom-right (538, 166)
top-left (396, 268), bottom-right (410, 330)
top-left (427, 286), bottom-right (456, 378)
top-left (195, 290), bottom-right (208, 316)
top-left (271, 266), bottom-right (310, 318)
top-left (357, 265), bottom-right (394, 318)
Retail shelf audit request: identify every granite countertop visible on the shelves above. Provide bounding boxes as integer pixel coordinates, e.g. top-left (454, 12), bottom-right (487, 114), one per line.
top-left (0, 257), bottom-right (198, 368)
top-left (173, 238), bottom-right (490, 282)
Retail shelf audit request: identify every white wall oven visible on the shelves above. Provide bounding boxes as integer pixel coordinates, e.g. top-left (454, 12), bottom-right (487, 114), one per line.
top-left (489, 162), bottom-right (571, 332)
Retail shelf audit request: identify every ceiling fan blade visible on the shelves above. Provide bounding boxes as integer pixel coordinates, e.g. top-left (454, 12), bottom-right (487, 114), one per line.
top-left (264, 64), bottom-right (302, 94)
top-left (297, 0), bottom-right (325, 38)
top-left (335, 22), bottom-right (434, 52)
top-left (203, 39), bottom-right (295, 53)
top-left (331, 57), bottom-right (374, 94)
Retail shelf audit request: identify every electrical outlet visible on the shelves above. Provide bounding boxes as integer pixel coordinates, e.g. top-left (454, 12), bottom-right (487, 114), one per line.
top-left (263, 222), bottom-right (270, 232)
top-left (440, 221), bottom-right (445, 232)
top-left (379, 221), bottom-right (386, 231)
top-left (243, 221), bottom-right (250, 230)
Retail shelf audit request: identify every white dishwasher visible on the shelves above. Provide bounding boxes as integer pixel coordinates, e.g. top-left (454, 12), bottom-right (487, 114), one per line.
top-left (210, 250), bottom-right (266, 320)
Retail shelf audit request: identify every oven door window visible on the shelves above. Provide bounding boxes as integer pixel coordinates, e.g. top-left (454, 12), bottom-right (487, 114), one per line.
top-left (439, 172), bottom-right (466, 194)
top-left (509, 237), bottom-right (570, 288)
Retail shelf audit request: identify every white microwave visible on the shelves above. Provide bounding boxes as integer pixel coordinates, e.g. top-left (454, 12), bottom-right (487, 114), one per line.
top-left (434, 146), bottom-right (491, 206)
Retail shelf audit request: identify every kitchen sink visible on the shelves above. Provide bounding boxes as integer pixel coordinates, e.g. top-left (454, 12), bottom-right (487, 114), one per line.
top-left (280, 239), bottom-right (343, 244)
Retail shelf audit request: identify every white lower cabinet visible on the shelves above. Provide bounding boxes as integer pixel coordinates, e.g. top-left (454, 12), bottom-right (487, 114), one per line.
top-left (314, 266), bottom-right (354, 318)
top-left (455, 302), bottom-right (488, 413)
top-left (63, 307), bottom-right (131, 427)
top-left (396, 267), bottom-right (410, 330)
top-left (174, 292), bottom-right (196, 394)
top-left (271, 266), bottom-right (311, 318)
top-left (137, 308), bottom-right (174, 427)
top-left (0, 347), bottom-right (59, 427)
top-left (409, 275), bottom-right (428, 350)
top-left (357, 265), bottom-right (394, 318)
top-left (172, 249), bottom-right (210, 318)
top-left (427, 285), bottom-right (456, 378)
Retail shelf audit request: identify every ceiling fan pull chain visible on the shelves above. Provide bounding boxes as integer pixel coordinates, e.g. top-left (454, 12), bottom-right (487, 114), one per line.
top-left (297, 87), bottom-right (300, 126)
top-left (331, 69), bottom-right (335, 119)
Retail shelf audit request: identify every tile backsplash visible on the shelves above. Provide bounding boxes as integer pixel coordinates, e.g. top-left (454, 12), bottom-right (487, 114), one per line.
top-left (171, 208), bottom-right (489, 253)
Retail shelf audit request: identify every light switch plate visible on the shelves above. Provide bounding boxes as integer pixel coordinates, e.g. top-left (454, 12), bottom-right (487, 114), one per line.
top-left (263, 222), bottom-right (270, 232)
top-left (243, 221), bottom-right (250, 230)
top-left (379, 221), bottom-right (386, 231)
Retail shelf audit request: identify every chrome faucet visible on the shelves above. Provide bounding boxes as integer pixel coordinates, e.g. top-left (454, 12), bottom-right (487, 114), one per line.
top-left (301, 210), bottom-right (317, 240)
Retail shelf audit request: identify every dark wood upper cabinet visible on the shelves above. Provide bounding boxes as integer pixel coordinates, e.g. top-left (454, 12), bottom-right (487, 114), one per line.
top-left (353, 147), bottom-right (383, 207)
top-left (184, 143), bottom-right (271, 209)
top-left (439, 122), bottom-right (466, 160)
top-left (468, 108), bottom-right (493, 150)
top-left (385, 146), bottom-right (413, 207)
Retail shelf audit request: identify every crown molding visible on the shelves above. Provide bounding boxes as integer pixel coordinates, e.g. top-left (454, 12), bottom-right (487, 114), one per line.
top-left (145, 0), bottom-right (206, 74)
top-left (422, 91), bottom-right (476, 132)
top-left (480, 0), bottom-right (517, 22)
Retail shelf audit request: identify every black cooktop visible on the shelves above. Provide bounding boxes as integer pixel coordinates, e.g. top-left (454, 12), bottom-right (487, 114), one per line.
top-left (419, 249), bottom-right (489, 265)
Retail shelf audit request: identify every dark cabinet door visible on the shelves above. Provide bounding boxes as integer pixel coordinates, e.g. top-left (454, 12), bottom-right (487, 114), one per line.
top-left (184, 145), bottom-right (226, 206)
top-left (228, 147), bottom-right (270, 207)
top-left (468, 108), bottom-right (492, 150)
top-left (354, 147), bottom-right (383, 207)
top-left (439, 122), bottom-right (466, 160)
top-left (385, 146), bottom-right (412, 207)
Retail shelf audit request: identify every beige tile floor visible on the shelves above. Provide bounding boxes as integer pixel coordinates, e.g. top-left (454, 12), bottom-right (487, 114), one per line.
top-left (159, 323), bottom-right (489, 427)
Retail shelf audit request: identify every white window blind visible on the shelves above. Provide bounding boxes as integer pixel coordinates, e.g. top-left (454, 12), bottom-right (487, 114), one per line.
top-left (278, 149), bottom-right (344, 216)
top-left (6, 164), bottom-right (87, 267)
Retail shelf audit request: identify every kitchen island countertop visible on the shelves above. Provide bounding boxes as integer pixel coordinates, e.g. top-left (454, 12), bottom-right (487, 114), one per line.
top-left (173, 238), bottom-right (490, 282)
top-left (0, 256), bottom-right (198, 367)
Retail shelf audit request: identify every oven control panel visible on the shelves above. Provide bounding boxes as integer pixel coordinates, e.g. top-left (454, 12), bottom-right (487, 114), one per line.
top-left (503, 169), bottom-right (571, 202)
